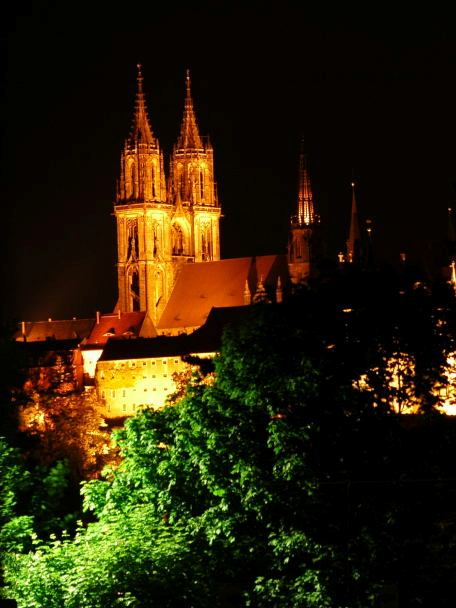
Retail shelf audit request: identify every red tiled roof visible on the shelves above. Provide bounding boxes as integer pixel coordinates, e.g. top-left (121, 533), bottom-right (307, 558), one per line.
top-left (84, 311), bottom-right (147, 346)
top-left (99, 305), bottom-right (254, 361)
top-left (16, 319), bottom-right (95, 342)
top-left (158, 255), bottom-right (289, 330)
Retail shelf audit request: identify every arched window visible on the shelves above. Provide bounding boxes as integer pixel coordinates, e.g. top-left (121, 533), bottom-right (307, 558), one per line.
top-left (130, 162), bottom-right (136, 198)
top-left (129, 267), bottom-right (140, 311)
top-left (151, 162), bottom-right (156, 198)
top-left (199, 168), bottom-right (205, 201)
top-left (172, 224), bottom-right (185, 255)
top-left (201, 226), bottom-right (212, 261)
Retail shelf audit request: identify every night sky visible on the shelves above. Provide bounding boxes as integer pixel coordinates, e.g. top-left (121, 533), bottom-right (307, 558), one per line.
top-left (2, 3), bottom-right (456, 323)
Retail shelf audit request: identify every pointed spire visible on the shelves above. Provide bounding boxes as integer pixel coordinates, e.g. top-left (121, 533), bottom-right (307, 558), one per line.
top-left (448, 207), bottom-right (456, 243)
top-left (243, 280), bottom-right (251, 305)
top-left (130, 64), bottom-right (155, 145)
top-left (253, 275), bottom-right (268, 303)
top-left (176, 69), bottom-right (203, 149)
top-left (296, 140), bottom-right (316, 226)
top-left (347, 181), bottom-right (362, 263)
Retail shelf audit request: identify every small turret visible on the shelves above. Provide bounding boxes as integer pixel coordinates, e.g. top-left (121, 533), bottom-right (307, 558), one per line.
top-left (253, 275), bottom-right (268, 303)
top-left (243, 280), bottom-right (251, 305)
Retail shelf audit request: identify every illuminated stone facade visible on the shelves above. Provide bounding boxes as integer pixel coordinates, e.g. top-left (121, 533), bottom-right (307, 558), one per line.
top-left (115, 67), bottom-right (221, 324)
top-left (96, 353), bottom-right (212, 418)
top-left (96, 355), bottom-right (187, 417)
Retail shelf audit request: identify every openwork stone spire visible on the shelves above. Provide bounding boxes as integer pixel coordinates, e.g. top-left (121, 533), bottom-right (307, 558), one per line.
top-left (297, 143), bottom-right (315, 226)
top-left (117, 65), bottom-right (164, 205)
top-left (130, 63), bottom-right (156, 146)
top-left (176, 70), bottom-right (203, 149)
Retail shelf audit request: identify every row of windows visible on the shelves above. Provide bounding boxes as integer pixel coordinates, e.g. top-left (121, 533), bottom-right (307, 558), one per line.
top-left (101, 358), bottom-right (180, 371)
top-left (101, 386), bottom-right (170, 399)
top-left (107, 403), bottom-right (138, 413)
top-left (100, 373), bottom-right (170, 381)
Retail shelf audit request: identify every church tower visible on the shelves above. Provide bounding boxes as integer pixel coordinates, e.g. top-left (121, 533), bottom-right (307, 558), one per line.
top-left (115, 67), bottom-right (221, 324)
top-left (115, 65), bottom-right (173, 322)
top-left (288, 144), bottom-right (319, 283)
top-left (168, 70), bottom-right (221, 263)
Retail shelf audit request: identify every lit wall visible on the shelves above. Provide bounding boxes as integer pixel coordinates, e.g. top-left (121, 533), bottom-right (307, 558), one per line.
top-left (81, 349), bottom-right (104, 379)
top-left (95, 352), bottom-right (214, 418)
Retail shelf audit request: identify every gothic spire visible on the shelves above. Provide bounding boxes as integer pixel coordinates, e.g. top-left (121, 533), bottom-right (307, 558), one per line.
top-left (347, 181), bottom-right (362, 263)
top-left (176, 69), bottom-right (203, 149)
top-left (296, 142), bottom-right (315, 226)
top-left (130, 64), bottom-right (156, 145)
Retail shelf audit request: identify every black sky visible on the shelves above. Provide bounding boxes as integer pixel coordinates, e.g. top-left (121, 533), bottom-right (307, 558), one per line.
top-left (2, 2), bottom-right (456, 323)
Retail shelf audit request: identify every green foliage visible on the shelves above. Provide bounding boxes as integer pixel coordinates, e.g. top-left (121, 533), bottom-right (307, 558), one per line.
top-left (0, 438), bottom-right (32, 524)
top-left (3, 507), bottom-right (212, 608)
top-left (0, 436), bottom-right (79, 556)
top-left (4, 280), bottom-right (456, 606)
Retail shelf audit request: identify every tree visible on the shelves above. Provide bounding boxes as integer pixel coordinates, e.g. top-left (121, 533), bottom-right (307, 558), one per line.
top-left (18, 390), bottom-right (114, 478)
top-left (3, 303), bottom-right (404, 607)
top-left (4, 269), bottom-right (456, 606)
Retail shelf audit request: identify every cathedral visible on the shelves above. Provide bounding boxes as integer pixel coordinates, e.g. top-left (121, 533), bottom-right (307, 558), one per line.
top-left (17, 66), bottom-right (323, 417)
top-left (112, 65), bottom-right (318, 332)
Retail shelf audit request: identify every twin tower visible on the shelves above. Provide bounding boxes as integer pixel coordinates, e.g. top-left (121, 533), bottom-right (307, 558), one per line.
top-left (115, 66), bottom-right (318, 325)
top-left (115, 66), bottom-right (221, 323)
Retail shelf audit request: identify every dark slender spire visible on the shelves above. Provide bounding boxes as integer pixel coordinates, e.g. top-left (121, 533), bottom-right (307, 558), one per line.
top-left (347, 181), bottom-right (362, 263)
top-left (448, 207), bottom-right (456, 243)
top-left (130, 64), bottom-right (155, 145)
top-left (176, 69), bottom-right (203, 149)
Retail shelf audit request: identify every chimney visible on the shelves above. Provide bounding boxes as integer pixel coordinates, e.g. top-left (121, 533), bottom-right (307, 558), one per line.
top-left (96, 311), bottom-right (100, 324)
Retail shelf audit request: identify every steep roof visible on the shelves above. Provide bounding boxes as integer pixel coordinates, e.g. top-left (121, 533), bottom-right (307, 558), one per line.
top-left (16, 319), bottom-right (95, 342)
top-left (129, 64), bottom-right (157, 146)
top-left (99, 305), bottom-right (252, 362)
top-left (83, 311), bottom-right (150, 347)
top-left (158, 255), bottom-right (289, 331)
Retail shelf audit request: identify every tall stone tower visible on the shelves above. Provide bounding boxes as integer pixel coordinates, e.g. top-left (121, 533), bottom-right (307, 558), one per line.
top-left (115, 65), bottom-right (171, 322)
top-left (114, 67), bottom-right (221, 323)
top-left (288, 145), bottom-right (319, 283)
top-left (168, 70), bottom-right (221, 264)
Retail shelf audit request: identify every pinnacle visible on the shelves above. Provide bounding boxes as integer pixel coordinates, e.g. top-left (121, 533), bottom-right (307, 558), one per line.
top-left (129, 64), bottom-right (156, 146)
top-left (296, 146), bottom-right (315, 226)
top-left (176, 69), bottom-right (203, 150)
